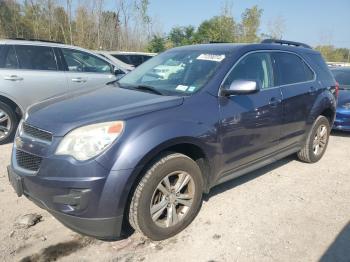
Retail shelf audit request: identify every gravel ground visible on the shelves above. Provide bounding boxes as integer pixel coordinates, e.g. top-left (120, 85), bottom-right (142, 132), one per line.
top-left (0, 131), bottom-right (349, 262)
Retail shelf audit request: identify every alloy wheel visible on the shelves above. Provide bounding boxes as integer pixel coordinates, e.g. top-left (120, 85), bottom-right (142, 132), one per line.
top-left (0, 109), bottom-right (12, 142)
top-left (150, 171), bottom-right (195, 228)
top-left (313, 124), bottom-right (328, 156)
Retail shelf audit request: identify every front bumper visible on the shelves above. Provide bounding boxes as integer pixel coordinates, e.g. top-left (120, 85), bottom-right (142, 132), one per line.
top-left (8, 164), bottom-right (129, 239)
top-left (9, 128), bottom-right (135, 239)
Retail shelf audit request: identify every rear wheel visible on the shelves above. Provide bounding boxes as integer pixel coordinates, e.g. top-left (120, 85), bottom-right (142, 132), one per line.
top-left (297, 115), bottom-right (330, 163)
top-left (128, 153), bottom-right (203, 240)
top-left (0, 102), bottom-right (18, 145)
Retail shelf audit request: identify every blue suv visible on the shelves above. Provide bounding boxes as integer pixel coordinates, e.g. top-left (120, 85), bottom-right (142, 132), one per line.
top-left (8, 40), bottom-right (337, 240)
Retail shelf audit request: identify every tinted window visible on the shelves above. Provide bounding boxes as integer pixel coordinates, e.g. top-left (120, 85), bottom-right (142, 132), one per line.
top-left (15, 45), bottom-right (57, 70)
top-left (142, 55), bottom-right (153, 62)
top-left (62, 49), bottom-right (112, 73)
top-left (113, 54), bottom-right (130, 64)
top-left (113, 54), bottom-right (145, 66)
top-left (332, 70), bottom-right (350, 86)
top-left (272, 52), bottom-right (314, 85)
top-left (223, 52), bottom-right (274, 89)
top-left (0, 46), bottom-right (19, 69)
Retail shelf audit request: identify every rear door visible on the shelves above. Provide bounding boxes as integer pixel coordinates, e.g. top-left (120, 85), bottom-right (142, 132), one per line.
top-left (59, 48), bottom-right (116, 90)
top-left (272, 52), bottom-right (317, 147)
top-left (219, 51), bottom-right (283, 175)
top-left (0, 44), bottom-right (68, 110)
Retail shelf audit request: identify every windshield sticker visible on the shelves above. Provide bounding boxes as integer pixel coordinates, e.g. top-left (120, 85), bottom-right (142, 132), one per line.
top-left (188, 86), bottom-right (197, 92)
top-left (197, 54), bottom-right (225, 62)
top-left (176, 85), bottom-right (188, 91)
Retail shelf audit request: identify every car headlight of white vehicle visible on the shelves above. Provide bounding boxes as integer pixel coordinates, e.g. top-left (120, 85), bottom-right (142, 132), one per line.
top-left (56, 121), bottom-right (124, 161)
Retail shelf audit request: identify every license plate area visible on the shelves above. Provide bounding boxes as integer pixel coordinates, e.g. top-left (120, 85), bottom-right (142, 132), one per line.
top-left (7, 166), bottom-right (23, 197)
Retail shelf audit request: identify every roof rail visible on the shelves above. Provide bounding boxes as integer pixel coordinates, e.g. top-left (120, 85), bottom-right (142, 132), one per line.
top-left (261, 39), bottom-right (312, 49)
top-left (6, 38), bottom-right (63, 44)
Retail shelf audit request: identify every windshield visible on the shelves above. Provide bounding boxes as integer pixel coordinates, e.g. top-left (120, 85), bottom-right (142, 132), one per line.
top-left (331, 69), bottom-right (350, 89)
top-left (118, 50), bottom-right (227, 95)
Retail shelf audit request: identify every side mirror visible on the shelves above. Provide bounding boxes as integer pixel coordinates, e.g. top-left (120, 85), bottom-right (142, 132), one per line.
top-left (114, 68), bottom-right (126, 75)
top-left (220, 80), bottom-right (261, 96)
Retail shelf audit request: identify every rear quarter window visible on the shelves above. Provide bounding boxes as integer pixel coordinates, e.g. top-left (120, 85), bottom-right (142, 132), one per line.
top-left (305, 53), bottom-right (334, 82)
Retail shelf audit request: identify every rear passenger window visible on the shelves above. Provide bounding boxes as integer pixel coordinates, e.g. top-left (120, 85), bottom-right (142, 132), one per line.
top-left (0, 46), bottom-right (19, 69)
top-left (223, 52), bottom-right (274, 89)
top-left (272, 52), bottom-right (314, 85)
top-left (15, 45), bottom-right (57, 70)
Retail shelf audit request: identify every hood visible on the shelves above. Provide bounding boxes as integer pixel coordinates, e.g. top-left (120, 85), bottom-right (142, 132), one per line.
top-left (338, 89), bottom-right (350, 107)
top-left (26, 86), bottom-right (183, 136)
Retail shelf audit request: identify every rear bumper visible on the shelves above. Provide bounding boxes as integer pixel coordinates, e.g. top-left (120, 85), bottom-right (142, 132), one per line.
top-left (333, 110), bottom-right (350, 131)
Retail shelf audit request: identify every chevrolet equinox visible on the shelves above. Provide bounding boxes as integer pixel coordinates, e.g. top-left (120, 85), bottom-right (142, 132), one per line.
top-left (8, 39), bottom-right (337, 240)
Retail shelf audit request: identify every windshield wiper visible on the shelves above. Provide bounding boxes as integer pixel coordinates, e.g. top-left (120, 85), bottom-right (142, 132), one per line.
top-left (134, 85), bottom-right (164, 95)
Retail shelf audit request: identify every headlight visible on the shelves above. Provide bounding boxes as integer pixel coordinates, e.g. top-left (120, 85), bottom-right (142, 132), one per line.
top-left (342, 102), bottom-right (350, 110)
top-left (55, 121), bottom-right (124, 161)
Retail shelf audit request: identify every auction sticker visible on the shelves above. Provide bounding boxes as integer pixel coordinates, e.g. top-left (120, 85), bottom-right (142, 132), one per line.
top-left (176, 85), bottom-right (189, 91)
top-left (197, 54), bottom-right (225, 62)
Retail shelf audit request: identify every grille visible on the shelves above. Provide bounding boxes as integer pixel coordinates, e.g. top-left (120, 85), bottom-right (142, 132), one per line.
top-left (22, 123), bottom-right (52, 142)
top-left (16, 150), bottom-right (42, 172)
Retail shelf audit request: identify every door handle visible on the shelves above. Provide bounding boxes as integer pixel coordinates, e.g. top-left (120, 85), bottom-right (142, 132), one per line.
top-left (269, 97), bottom-right (282, 107)
top-left (71, 77), bottom-right (87, 83)
top-left (4, 75), bottom-right (23, 81)
top-left (308, 86), bottom-right (317, 95)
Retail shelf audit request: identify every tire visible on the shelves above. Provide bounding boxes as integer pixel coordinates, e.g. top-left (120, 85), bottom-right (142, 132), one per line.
top-left (0, 102), bottom-right (18, 145)
top-left (129, 152), bottom-right (203, 240)
top-left (297, 115), bottom-right (330, 163)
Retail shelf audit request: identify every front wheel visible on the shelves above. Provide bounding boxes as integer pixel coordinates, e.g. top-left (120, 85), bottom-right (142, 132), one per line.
top-left (297, 115), bottom-right (331, 163)
top-left (128, 153), bottom-right (203, 240)
top-left (0, 102), bottom-right (19, 145)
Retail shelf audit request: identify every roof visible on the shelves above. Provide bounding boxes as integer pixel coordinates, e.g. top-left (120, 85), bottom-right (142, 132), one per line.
top-left (0, 39), bottom-right (91, 52)
top-left (169, 42), bottom-right (320, 55)
top-left (105, 51), bottom-right (157, 56)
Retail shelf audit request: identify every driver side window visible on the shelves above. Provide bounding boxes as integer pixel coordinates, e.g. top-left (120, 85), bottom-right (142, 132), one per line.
top-left (61, 48), bottom-right (112, 73)
top-left (223, 52), bottom-right (274, 90)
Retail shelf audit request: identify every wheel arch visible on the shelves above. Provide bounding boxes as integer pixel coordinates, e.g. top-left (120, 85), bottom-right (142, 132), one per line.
top-left (0, 94), bottom-right (24, 118)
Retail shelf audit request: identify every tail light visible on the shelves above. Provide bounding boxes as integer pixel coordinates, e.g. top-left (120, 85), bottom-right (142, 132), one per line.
top-left (335, 82), bottom-right (339, 97)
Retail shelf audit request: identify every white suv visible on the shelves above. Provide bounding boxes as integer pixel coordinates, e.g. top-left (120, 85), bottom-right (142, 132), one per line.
top-left (0, 39), bottom-right (126, 144)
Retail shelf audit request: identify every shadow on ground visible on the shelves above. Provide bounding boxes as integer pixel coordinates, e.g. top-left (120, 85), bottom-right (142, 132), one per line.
top-left (331, 130), bottom-right (350, 137)
top-left (319, 222), bottom-right (350, 262)
top-left (206, 155), bottom-right (296, 200)
top-left (19, 236), bottom-right (95, 262)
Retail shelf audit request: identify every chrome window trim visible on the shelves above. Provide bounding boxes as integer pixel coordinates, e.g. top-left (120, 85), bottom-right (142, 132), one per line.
top-left (219, 50), bottom-right (317, 96)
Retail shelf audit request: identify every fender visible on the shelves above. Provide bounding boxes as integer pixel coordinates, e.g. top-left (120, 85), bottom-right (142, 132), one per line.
top-left (306, 89), bottom-right (336, 135)
top-left (0, 92), bottom-right (24, 115)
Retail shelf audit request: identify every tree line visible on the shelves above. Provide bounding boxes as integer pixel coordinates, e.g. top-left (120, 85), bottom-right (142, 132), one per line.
top-left (0, 0), bottom-right (153, 51)
top-left (0, 0), bottom-right (349, 62)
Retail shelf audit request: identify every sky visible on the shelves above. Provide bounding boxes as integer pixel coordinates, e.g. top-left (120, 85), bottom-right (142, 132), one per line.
top-left (144, 0), bottom-right (350, 48)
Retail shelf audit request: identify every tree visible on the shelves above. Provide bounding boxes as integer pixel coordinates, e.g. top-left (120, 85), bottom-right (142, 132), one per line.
top-left (147, 35), bottom-right (165, 53)
top-left (315, 45), bottom-right (350, 62)
top-left (196, 15), bottom-right (236, 43)
top-left (238, 5), bottom-right (263, 42)
top-left (169, 26), bottom-right (196, 46)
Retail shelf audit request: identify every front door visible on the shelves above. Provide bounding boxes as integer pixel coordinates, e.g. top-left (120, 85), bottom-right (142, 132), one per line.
top-left (59, 48), bottom-right (116, 90)
top-left (218, 52), bottom-right (283, 176)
